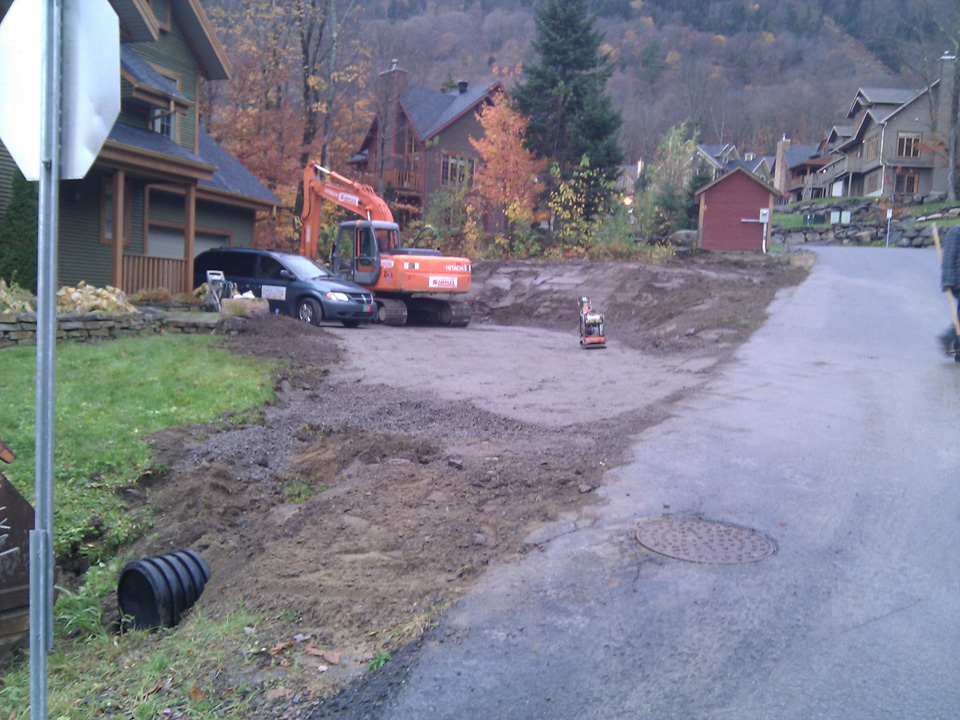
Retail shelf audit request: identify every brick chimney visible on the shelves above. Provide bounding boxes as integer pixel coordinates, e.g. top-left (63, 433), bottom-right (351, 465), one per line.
top-left (376, 60), bottom-right (408, 182)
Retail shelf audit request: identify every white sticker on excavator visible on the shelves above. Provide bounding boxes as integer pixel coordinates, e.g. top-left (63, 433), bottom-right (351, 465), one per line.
top-left (262, 285), bottom-right (286, 300)
top-left (429, 276), bottom-right (458, 289)
top-left (381, 258), bottom-right (394, 269)
top-left (404, 261), bottom-right (419, 270)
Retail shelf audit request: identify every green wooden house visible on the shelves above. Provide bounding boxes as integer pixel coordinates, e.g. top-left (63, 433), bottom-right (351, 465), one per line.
top-left (0, 0), bottom-right (279, 296)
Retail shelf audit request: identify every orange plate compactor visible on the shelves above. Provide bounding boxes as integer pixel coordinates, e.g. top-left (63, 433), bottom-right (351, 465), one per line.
top-left (578, 296), bottom-right (606, 348)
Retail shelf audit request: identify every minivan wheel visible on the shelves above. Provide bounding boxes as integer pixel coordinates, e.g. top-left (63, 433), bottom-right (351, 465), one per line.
top-left (297, 298), bottom-right (322, 326)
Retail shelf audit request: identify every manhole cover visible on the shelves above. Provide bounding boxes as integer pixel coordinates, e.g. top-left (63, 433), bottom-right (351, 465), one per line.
top-left (636, 518), bottom-right (776, 564)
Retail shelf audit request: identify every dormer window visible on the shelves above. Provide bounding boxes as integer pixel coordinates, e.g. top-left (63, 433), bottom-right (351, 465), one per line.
top-left (151, 107), bottom-right (177, 140)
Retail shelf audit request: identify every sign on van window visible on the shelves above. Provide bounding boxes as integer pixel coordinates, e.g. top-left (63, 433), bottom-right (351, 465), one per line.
top-left (262, 285), bottom-right (286, 300)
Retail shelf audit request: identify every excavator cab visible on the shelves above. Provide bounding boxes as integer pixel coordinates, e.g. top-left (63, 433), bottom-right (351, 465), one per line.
top-left (331, 220), bottom-right (406, 287)
top-left (353, 225), bottom-right (380, 285)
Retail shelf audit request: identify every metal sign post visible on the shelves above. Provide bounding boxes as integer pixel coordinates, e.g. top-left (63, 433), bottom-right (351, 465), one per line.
top-left (30, 0), bottom-right (62, 717)
top-left (0, 0), bottom-right (119, 716)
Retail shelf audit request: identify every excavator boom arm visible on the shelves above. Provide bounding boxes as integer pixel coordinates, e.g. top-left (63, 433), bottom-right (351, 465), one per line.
top-left (300, 162), bottom-right (394, 259)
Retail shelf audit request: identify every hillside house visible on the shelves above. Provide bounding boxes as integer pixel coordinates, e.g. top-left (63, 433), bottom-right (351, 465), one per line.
top-left (0, 0), bottom-right (279, 296)
top-left (346, 61), bottom-right (503, 223)
top-left (772, 137), bottom-right (823, 203)
top-left (696, 144), bottom-right (772, 184)
top-left (792, 57), bottom-right (958, 204)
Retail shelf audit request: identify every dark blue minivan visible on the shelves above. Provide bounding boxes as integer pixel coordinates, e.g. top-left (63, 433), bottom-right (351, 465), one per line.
top-left (193, 248), bottom-right (376, 327)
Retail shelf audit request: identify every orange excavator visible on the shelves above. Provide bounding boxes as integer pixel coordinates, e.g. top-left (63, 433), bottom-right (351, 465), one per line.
top-left (300, 162), bottom-right (472, 326)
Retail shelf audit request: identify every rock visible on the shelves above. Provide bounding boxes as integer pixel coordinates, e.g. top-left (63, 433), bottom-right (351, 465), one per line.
top-left (784, 232), bottom-right (806, 245)
top-left (220, 297), bottom-right (270, 317)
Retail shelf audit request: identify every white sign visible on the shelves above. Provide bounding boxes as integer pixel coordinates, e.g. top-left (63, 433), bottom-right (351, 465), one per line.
top-left (261, 285), bottom-right (287, 301)
top-left (429, 276), bottom-right (458, 289)
top-left (0, 0), bottom-right (119, 180)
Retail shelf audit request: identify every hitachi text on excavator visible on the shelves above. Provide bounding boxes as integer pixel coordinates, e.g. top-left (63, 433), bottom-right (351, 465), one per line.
top-left (300, 163), bottom-right (472, 326)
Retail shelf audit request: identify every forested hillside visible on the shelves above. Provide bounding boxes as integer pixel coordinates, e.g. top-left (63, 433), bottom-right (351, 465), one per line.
top-left (204, 0), bottom-right (954, 206)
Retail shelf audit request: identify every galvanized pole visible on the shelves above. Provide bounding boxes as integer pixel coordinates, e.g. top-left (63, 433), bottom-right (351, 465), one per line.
top-left (30, 0), bottom-right (62, 718)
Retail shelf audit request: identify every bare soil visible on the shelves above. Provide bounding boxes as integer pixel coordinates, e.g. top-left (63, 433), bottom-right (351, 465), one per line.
top-left (122, 252), bottom-right (811, 717)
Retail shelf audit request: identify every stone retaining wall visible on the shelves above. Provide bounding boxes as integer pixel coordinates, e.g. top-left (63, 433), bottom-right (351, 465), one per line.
top-left (772, 221), bottom-right (940, 248)
top-left (0, 308), bottom-right (222, 349)
top-left (772, 200), bottom-right (960, 249)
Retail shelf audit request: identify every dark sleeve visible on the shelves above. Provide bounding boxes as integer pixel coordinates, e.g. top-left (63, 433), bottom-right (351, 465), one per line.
top-left (942, 226), bottom-right (960, 290)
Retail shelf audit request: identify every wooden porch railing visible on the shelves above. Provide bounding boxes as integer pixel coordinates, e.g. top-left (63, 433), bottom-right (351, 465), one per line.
top-left (356, 168), bottom-right (424, 194)
top-left (122, 255), bottom-right (187, 296)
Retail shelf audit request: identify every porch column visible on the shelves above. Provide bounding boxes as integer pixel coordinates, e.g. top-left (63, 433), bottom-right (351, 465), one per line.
top-left (111, 169), bottom-right (125, 288)
top-left (184, 183), bottom-right (196, 292)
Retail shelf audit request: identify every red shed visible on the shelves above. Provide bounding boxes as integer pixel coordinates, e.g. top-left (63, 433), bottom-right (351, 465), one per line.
top-left (695, 167), bottom-right (780, 251)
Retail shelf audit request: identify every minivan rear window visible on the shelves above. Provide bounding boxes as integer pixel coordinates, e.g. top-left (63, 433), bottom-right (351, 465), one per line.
top-left (210, 252), bottom-right (256, 277)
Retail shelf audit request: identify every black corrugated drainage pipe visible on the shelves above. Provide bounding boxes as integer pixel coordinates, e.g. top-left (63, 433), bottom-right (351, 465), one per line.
top-left (117, 550), bottom-right (210, 629)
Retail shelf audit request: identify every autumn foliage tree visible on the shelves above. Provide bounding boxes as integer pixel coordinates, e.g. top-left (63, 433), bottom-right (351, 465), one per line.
top-left (203, 0), bottom-right (373, 249)
top-left (469, 96), bottom-right (546, 235)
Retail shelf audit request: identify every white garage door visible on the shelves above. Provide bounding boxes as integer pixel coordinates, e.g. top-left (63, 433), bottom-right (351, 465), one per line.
top-left (148, 227), bottom-right (229, 258)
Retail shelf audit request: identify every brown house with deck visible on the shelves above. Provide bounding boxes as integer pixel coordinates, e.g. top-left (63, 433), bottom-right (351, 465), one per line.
top-left (346, 61), bottom-right (503, 223)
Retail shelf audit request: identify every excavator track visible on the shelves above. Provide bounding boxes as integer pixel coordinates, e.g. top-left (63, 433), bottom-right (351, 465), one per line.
top-left (376, 298), bottom-right (409, 326)
top-left (443, 300), bottom-right (471, 327)
top-left (405, 297), bottom-right (471, 327)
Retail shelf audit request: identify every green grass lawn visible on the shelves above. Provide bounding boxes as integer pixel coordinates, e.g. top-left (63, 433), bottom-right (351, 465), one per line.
top-left (0, 334), bottom-right (276, 561)
top-left (0, 333), bottom-right (282, 720)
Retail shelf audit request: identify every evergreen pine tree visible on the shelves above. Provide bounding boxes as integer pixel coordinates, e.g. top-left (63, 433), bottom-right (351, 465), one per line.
top-left (511, 0), bottom-right (624, 193)
top-left (0, 170), bottom-right (38, 293)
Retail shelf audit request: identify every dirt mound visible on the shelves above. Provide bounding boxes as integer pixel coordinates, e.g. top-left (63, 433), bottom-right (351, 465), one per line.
top-left (125, 252), bottom-right (809, 714)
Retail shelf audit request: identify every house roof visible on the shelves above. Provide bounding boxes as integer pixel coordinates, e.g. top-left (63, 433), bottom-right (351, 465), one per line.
top-left (826, 124), bottom-right (854, 144)
top-left (109, 0), bottom-right (160, 42)
top-left (121, 44), bottom-right (188, 102)
top-left (197, 129), bottom-right (280, 206)
top-left (169, 0), bottom-right (231, 80)
top-left (694, 166), bottom-right (780, 198)
top-left (881, 80), bottom-right (939, 123)
top-left (401, 82), bottom-right (503, 140)
top-left (782, 144), bottom-right (820, 169)
top-left (698, 143), bottom-right (739, 165)
top-left (847, 87), bottom-right (922, 119)
top-left (107, 122), bottom-right (210, 166)
top-left (104, 123), bottom-right (279, 209)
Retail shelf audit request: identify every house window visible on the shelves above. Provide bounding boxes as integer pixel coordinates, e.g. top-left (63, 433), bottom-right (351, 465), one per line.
top-left (440, 153), bottom-right (475, 189)
top-left (100, 179), bottom-right (132, 246)
top-left (405, 130), bottom-right (419, 156)
top-left (895, 171), bottom-right (918, 195)
top-left (866, 173), bottom-right (880, 194)
top-left (151, 108), bottom-right (177, 139)
top-left (897, 132), bottom-right (921, 158)
top-left (864, 136), bottom-right (879, 162)
top-left (150, 68), bottom-right (181, 140)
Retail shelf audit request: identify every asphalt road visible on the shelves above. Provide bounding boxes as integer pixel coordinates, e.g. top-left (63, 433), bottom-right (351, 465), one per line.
top-left (326, 247), bottom-right (960, 720)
